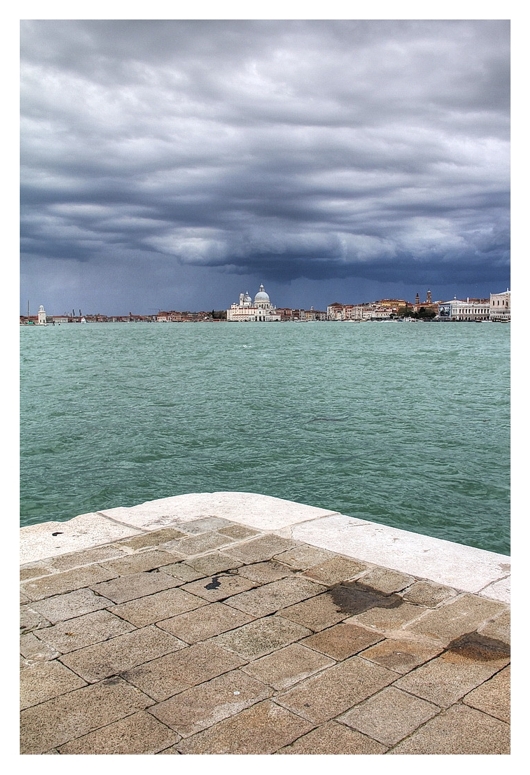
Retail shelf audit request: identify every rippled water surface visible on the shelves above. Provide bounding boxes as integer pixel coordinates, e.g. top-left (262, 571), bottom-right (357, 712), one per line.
top-left (20, 322), bottom-right (510, 554)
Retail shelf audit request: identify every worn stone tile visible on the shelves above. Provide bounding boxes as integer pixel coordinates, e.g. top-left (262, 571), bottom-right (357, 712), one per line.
top-left (464, 666), bottom-right (510, 722)
top-left (177, 700), bottom-right (314, 754)
top-left (21, 659), bottom-right (87, 709)
top-left (157, 602), bottom-right (254, 643)
top-left (347, 600), bottom-right (427, 632)
top-left (20, 590), bottom-right (31, 605)
top-left (178, 517), bottom-right (233, 534)
top-left (49, 544), bottom-right (128, 571)
top-left (151, 669), bottom-right (271, 737)
top-left (30, 588), bottom-right (112, 624)
top-left (393, 650), bottom-right (508, 708)
top-left (303, 556), bottom-right (368, 586)
top-left (58, 711), bottom-right (180, 754)
top-left (360, 637), bottom-right (443, 674)
top-left (301, 622), bottom-right (383, 660)
top-left (227, 576), bottom-right (326, 617)
top-left (20, 677), bottom-right (154, 754)
top-left (100, 549), bottom-right (177, 575)
top-left (21, 564), bottom-right (117, 601)
top-left (340, 686), bottom-right (440, 746)
top-left (169, 531), bottom-right (234, 556)
top-left (157, 744), bottom-right (182, 754)
top-left (184, 552), bottom-right (243, 576)
top-left (280, 591), bottom-right (351, 631)
top-left (90, 569), bottom-right (180, 604)
top-left (357, 567), bottom-right (416, 595)
top-left (237, 560), bottom-right (293, 584)
top-left (241, 643), bottom-right (335, 690)
top-left (160, 561), bottom-right (205, 582)
top-left (181, 573), bottom-right (257, 603)
top-left (20, 562), bottom-right (53, 581)
top-left (401, 580), bottom-right (458, 607)
top-left (34, 609), bottom-right (136, 654)
top-left (221, 534), bottom-right (296, 564)
top-left (478, 608), bottom-right (510, 644)
top-left (217, 524), bottom-right (259, 540)
top-left (111, 587), bottom-right (207, 627)
top-left (20, 605), bottom-right (51, 634)
top-left (123, 642), bottom-right (246, 702)
top-left (213, 616), bottom-right (312, 660)
top-left (277, 721), bottom-right (387, 754)
top-left (117, 527), bottom-right (188, 551)
top-left (273, 544), bottom-right (335, 570)
top-left (20, 632), bottom-right (60, 662)
top-left (276, 656), bottom-right (396, 724)
top-left (406, 594), bottom-right (508, 644)
top-left (59, 625), bottom-right (185, 682)
top-left (388, 704), bottom-right (510, 754)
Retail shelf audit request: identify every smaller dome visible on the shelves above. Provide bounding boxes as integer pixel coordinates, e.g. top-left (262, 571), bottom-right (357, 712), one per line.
top-left (254, 284), bottom-right (270, 302)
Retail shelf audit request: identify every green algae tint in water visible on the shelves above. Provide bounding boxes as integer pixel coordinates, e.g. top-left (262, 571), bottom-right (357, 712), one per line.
top-left (20, 322), bottom-right (510, 554)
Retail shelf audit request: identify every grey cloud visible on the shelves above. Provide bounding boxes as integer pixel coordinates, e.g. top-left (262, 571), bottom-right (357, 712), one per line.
top-left (20, 20), bottom-right (509, 312)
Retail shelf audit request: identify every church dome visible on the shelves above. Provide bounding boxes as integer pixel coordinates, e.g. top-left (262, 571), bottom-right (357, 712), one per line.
top-left (254, 284), bottom-right (270, 303)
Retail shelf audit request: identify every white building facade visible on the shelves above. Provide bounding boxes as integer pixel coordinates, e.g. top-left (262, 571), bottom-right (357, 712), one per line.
top-left (437, 298), bottom-right (490, 321)
top-left (489, 290), bottom-right (511, 322)
top-left (227, 285), bottom-right (281, 322)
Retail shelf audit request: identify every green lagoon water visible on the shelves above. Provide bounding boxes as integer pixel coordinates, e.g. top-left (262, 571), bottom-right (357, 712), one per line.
top-left (20, 321), bottom-right (510, 554)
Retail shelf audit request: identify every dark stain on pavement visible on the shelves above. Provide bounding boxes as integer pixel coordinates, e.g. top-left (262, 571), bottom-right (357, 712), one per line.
top-left (329, 582), bottom-right (403, 615)
top-left (444, 631), bottom-right (510, 661)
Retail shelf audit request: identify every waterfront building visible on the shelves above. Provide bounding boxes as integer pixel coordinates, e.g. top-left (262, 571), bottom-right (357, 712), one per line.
top-left (227, 284), bottom-right (281, 321)
top-left (490, 290), bottom-right (511, 322)
top-left (438, 298), bottom-right (490, 321)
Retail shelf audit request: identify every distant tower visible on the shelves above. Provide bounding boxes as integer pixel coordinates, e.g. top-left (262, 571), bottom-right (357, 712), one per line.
top-left (426, 289), bottom-right (432, 304)
top-left (415, 293), bottom-right (420, 306)
top-left (37, 305), bottom-right (47, 325)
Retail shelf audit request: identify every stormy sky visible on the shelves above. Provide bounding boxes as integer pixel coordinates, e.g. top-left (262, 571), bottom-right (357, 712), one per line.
top-left (20, 19), bottom-right (510, 314)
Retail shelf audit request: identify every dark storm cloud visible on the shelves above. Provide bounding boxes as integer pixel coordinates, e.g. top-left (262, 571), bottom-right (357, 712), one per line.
top-left (20, 20), bottom-right (510, 310)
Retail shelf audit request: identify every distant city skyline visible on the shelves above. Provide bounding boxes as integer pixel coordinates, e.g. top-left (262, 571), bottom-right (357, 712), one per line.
top-left (21, 20), bottom-right (509, 316)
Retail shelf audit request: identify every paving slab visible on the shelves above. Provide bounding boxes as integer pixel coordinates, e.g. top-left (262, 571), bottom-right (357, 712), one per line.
top-left (340, 686), bottom-right (440, 746)
top-left (241, 643), bottom-right (335, 690)
top-left (226, 576), bottom-right (326, 617)
top-left (99, 549), bottom-right (178, 575)
top-left (213, 615), bottom-right (312, 660)
top-left (156, 602), bottom-right (254, 643)
top-left (122, 642), bottom-right (246, 701)
top-left (273, 544), bottom-right (335, 570)
top-left (59, 625), bottom-right (186, 682)
top-left (183, 551), bottom-right (243, 575)
top-left (221, 534), bottom-right (297, 563)
top-left (20, 632), bottom-right (60, 662)
top-left (276, 656), bottom-right (396, 724)
top-left (401, 579), bottom-right (458, 607)
top-left (357, 567), bottom-right (416, 595)
top-left (29, 588), bottom-right (113, 623)
top-left (388, 703), bottom-right (510, 754)
top-left (20, 677), bottom-right (154, 754)
top-left (280, 592), bottom-right (353, 632)
top-left (167, 531), bottom-right (236, 556)
top-left (301, 622), bottom-right (383, 660)
top-left (393, 650), bottom-right (508, 707)
top-left (277, 721), bottom-right (387, 754)
top-left (58, 711), bottom-right (180, 755)
top-left (302, 555), bottom-right (369, 585)
top-left (180, 573), bottom-right (257, 603)
top-left (405, 593), bottom-right (508, 644)
top-left (48, 544), bottom-right (129, 571)
top-left (33, 609), bottom-right (136, 654)
top-left (176, 699), bottom-right (315, 754)
top-left (116, 527), bottom-right (189, 550)
top-left (359, 637), bottom-right (443, 674)
top-left (90, 569), bottom-right (180, 604)
top-left (21, 564), bottom-right (117, 601)
top-left (237, 559), bottom-right (293, 584)
top-left (150, 669), bottom-right (272, 737)
top-left (463, 665), bottom-right (510, 722)
top-left (21, 659), bottom-right (87, 709)
top-left (111, 587), bottom-right (207, 627)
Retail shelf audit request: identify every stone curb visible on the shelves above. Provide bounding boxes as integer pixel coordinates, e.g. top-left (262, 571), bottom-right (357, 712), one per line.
top-left (20, 492), bottom-right (510, 603)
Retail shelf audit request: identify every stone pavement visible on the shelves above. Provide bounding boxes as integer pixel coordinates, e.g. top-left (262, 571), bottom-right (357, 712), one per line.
top-left (20, 513), bottom-right (510, 754)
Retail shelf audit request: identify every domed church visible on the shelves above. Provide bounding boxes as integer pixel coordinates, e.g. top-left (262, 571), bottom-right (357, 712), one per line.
top-left (227, 284), bottom-right (281, 322)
